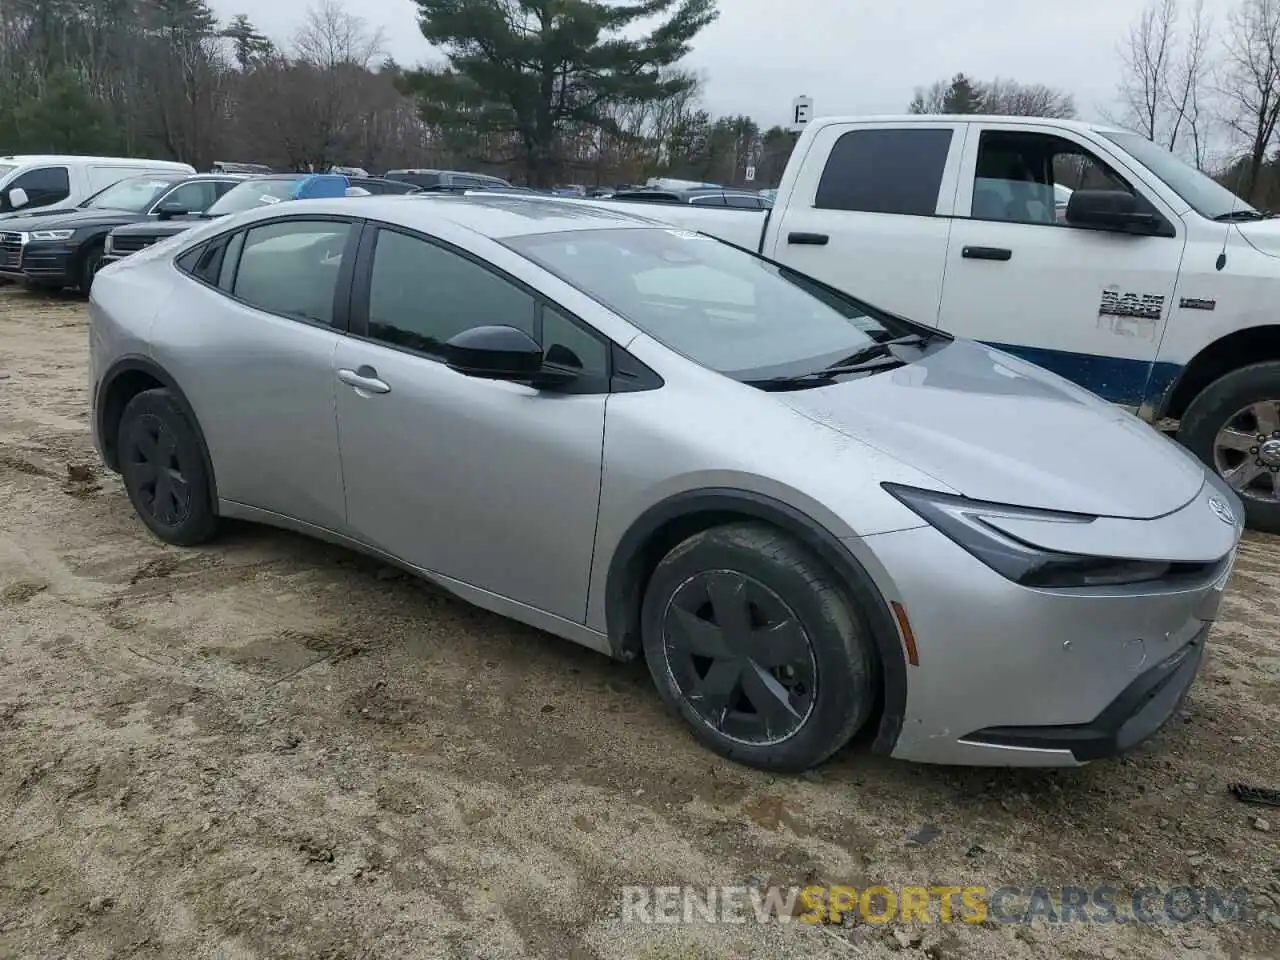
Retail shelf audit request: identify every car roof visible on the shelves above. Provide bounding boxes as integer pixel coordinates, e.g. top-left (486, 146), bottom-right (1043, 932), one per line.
top-left (273, 192), bottom-right (664, 238)
top-left (0, 155), bottom-right (192, 166)
top-left (806, 114), bottom-right (1132, 137)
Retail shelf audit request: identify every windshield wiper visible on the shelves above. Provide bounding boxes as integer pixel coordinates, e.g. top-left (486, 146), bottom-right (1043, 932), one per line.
top-left (1213, 209), bottom-right (1271, 221)
top-left (746, 354), bottom-right (906, 391)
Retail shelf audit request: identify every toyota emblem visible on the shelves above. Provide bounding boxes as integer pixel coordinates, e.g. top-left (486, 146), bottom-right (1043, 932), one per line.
top-left (1208, 496), bottom-right (1235, 526)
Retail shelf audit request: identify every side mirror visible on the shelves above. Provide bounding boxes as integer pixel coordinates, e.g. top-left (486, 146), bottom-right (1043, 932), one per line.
top-left (156, 202), bottom-right (189, 220)
top-left (7, 187), bottom-right (29, 210)
top-left (444, 325), bottom-right (545, 382)
top-left (1065, 189), bottom-right (1158, 233)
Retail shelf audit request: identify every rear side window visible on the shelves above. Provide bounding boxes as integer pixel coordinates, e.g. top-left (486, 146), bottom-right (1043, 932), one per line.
top-left (233, 219), bottom-right (353, 328)
top-left (815, 128), bottom-right (953, 216)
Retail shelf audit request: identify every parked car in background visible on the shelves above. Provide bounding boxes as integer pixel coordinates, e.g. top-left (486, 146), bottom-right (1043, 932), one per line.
top-left (102, 174), bottom-right (405, 265)
top-left (329, 165), bottom-right (370, 178)
top-left (0, 155), bottom-right (195, 218)
top-left (383, 168), bottom-right (512, 190)
top-left (588, 113), bottom-right (1280, 532)
top-left (87, 192), bottom-right (1242, 772)
top-left (0, 172), bottom-right (243, 293)
top-left (608, 186), bottom-right (774, 209)
top-left (211, 161), bottom-right (274, 175)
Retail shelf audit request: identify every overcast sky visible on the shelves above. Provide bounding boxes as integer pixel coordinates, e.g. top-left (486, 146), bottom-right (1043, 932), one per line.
top-left (206, 0), bottom-right (1239, 128)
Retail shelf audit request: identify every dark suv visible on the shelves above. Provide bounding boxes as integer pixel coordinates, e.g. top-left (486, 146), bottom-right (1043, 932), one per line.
top-left (102, 174), bottom-right (416, 266)
top-left (0, 173), bottom-right (243, 293)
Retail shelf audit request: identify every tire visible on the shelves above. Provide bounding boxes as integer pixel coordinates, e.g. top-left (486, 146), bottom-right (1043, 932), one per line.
top-left (1179, 361), bottom-right (1280, 534)
top-left (640, 522), bottom-right (876, 772)
top-left (77, 242), bottom-right (104, 296)
top-left (117, 388), bottom-right (218, 546)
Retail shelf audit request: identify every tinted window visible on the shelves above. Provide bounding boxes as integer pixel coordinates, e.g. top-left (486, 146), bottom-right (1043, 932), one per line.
top-left (366, 229), bottom-right (535, 357)
top-left (507, 227), bottom-right (919, 381)
top-left (5, 165), bottom-right (70, 210)
top-left (972, 131), bottom-right (1133, 226)
top-left (180, 235), bottom-right (229, 285)
top-left (815, 128), bottom-right (952, 216)
top-left (233, 220), bottom-right (352, 327)
top-left (690, 194), bottom-right (726, 206)
top-left (213, 180), bottom-right (240, 197)
top-left (156, 180), bottom-right (220, 213)
top-left (724, 194), bottom-right (762, 209)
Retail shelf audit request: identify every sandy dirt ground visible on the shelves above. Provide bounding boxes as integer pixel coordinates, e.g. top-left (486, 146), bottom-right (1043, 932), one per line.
top-left (0, 285), bottom-right (1279, 960)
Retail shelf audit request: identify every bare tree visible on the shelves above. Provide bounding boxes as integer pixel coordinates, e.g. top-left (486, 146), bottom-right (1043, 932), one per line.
top-left (981, 78), bottom-right (1077, 117)
top-left (1220, 0), bottom-right (1280, 202)
top-left (1167, 0), bottom-right (1212, 167)
top-left (294, 0), bottom-right (385, 70)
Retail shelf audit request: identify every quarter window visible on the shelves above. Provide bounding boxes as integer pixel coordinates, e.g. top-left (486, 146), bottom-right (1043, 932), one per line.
top-left (232, 220), bottom-right (352, 327)
top-left (815, 128), bottom-right (953, 216)
top-left (366, 229), bottom-right (536, 357)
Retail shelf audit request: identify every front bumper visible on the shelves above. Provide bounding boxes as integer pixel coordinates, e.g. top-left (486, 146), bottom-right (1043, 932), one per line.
top-left (855, 482), bottom-right (1239, 767)
top-left (16, 242), bottom-right (75, 286)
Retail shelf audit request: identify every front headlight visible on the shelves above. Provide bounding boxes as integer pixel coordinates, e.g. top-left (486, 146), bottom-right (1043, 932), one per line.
top-left (29, 229), bottom-right (75, 241)
top-left (882, 484), bottom-right (1180, 588)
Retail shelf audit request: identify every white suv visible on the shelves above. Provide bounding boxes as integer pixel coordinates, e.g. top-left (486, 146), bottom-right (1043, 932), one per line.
top-left (0, 155), bottom-right (196, 218)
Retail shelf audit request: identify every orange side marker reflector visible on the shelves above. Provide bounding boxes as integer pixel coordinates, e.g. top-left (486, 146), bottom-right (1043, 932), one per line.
top-left (890, 601), bottom-right (920, 667)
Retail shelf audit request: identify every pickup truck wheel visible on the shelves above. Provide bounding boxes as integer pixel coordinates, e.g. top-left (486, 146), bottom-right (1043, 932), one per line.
top-left (1179, 361), bottom-right (1280, 534)
top-left (640, 522), bottom-right (875, 772)
top-left (77, 242), bottom-right (104, 296)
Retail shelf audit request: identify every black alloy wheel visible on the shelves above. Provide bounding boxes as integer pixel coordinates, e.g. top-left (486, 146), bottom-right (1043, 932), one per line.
top-left (663, 569), bottom-right (817, 746)
top-left (641, 522), bottom-right (875, 772)
top-left (117, 388), bottom-right (218, 546)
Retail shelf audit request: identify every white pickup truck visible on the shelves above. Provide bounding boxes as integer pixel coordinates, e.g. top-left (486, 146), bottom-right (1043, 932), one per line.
top-left (591, 114), bottom-right (1280, 532)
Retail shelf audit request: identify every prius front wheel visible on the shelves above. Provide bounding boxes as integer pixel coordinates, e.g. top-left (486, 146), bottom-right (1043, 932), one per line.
top-left (641, 522), bottom-right (875, 772)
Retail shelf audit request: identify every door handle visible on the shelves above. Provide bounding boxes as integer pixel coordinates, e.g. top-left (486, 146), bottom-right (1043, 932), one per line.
top-left (787, 232), bottom-right (829, 245)
top-left (962, 246), bottom-right (1012, 261)
top-left (337, 366), bottom-right (391, 395)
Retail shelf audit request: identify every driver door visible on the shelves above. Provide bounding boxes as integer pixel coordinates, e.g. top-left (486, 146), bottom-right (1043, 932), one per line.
top-left (334, 224), bottom-right (610, 623)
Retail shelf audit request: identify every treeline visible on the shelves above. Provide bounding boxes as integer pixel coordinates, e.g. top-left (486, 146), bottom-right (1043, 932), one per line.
top-left (0, 0), bottom-right (795, 187)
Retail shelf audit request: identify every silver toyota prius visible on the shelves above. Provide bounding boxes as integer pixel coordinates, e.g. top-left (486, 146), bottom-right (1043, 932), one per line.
top-left (88, 193), bottom-right (1244, 772)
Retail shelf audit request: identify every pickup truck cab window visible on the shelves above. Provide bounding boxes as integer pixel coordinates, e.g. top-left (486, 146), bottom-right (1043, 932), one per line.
top-left (971, 130), bottom-right (1134, 227)
top-left (815, 128), bottom-right (953, 217)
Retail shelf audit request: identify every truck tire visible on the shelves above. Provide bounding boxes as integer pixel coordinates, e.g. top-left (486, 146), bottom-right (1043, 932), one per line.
top-left (1178, 361), bottom-right (1280, 534)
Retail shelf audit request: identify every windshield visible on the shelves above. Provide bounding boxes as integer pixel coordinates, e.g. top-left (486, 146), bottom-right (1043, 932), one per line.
top-left (206, 178), bottom-right (301, 216)
top-left (83, 176), bottom-right (176, 212)
top-left (505, 227), bottom-right (922, 381)
top-left (1102, 131), bottom-right (1255, 219)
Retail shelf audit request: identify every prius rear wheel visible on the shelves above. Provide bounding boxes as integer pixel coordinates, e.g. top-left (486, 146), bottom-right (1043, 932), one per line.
top-left (641, 522), bottom-right (875, 772)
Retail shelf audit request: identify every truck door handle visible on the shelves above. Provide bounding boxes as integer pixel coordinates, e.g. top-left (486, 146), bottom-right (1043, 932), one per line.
top-left (337, 366), bottom-right (391, 395)
top-left (787, 232), bottom-right (829, 246)
top-left (962, 246), bottom-right (1012, 261)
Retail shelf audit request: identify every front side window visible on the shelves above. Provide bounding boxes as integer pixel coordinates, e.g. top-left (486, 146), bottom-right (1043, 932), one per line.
top-left (156, 181), bottom-right (220, 213)
top-left (815, 128), bottom-right (953, 216)
top-left (232, 219), bottom-right (352, 327)
top-left (506, 227), bottom-right (923, 381)
top-left (4, 165), bottom-right (71, 211)
top-left (365, 228), bottom-right (536, 357)
top-left (971, 130), bottom-right (1133, 226)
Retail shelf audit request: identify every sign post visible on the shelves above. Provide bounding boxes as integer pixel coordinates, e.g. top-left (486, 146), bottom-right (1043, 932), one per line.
top-left (788, 95), bottom-right (813, 133)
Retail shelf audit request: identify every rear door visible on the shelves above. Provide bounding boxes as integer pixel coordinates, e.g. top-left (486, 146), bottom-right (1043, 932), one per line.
top-left (762, 121), bottom-right (968, 324)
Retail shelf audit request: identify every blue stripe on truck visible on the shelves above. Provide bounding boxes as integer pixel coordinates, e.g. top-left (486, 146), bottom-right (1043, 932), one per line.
top-left (983, 341), bottom-right (1183, 408)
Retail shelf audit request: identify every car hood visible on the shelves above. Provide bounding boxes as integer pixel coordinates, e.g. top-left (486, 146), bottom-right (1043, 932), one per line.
top-left (111, 218), bottom-right (205, 238)
top-left (0, 209), bottom-right (140, 232)
top-left (0, 205), bottom-right (85, 221)
top-left (776, 339), bottom-right (1206, 519)
top-left (1235, 218), bottom-right (1280, 258)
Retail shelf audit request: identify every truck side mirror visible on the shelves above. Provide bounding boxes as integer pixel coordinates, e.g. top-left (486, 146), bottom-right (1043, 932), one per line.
top-left (7, 187), bottom-right (29, 210)
top-left (1065, 189), bottom-right (1159, 234)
